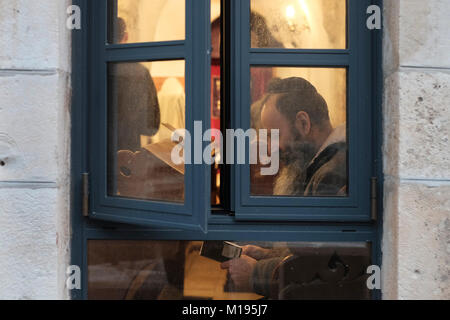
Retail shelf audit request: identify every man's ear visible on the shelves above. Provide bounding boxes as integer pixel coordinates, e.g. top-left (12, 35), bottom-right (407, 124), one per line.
top-left (294, 111), bottom-right (311, 137)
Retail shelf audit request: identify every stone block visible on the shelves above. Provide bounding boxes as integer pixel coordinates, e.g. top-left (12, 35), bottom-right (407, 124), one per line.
top-left (399, 0), bottom-right (450, 68)
top-left (397, 182), bottom-right (450, 299)
top-left (0, 187), bottom-right (58, 299)
top-left (0, 72), bottom-right (63, 182)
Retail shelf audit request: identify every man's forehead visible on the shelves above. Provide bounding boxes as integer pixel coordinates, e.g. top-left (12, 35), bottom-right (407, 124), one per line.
top-left (262, 96), bottom-right (287, 130)
top-left (262, 94), bottom-right (278, 112)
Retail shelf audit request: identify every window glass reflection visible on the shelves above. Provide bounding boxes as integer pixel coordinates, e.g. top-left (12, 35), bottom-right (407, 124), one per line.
top-left (251, 0), bottom-right (346, 49)
top-left (88, 241), bottom-right (371, 300)
top-left (250, 67), bottom-right (347, 197)
top-left (107, 60), bottom-right (185, 203)
top-left (211, 0), bottom-right (222, 206)
top-left (109, 0), bottom-right (185, 44)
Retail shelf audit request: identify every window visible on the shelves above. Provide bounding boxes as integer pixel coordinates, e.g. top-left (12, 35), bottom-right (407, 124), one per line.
top-left (71, 0), bottom-right (381, 300)
top-left (88, 240), bottom-right (372, 300)
top-left (87, 0), bottom-right (210, 231)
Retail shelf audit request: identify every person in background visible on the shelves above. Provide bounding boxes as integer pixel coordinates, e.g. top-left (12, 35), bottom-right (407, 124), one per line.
top-left (152, 77), bottom-right (185, 144)
top-left (111, 17), bottom-right (160, 152)
top-left (250, 12), bottom-right (284, 48)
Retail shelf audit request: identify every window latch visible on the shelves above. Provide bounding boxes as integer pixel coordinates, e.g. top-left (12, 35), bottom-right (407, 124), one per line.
top-left (82, 173), bottom-right (90, 217)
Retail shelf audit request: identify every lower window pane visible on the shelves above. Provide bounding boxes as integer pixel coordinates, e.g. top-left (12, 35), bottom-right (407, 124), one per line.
top-left (107, 60), bottom-right (186, 203)
top-left (88, 240), bottom-right (371, 300)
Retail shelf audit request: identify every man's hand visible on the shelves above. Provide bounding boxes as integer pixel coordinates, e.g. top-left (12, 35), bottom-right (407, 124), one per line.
top-left (242, 245), bottom-right (272, 260)
top-left (220, 255), bottom-right (257, 292)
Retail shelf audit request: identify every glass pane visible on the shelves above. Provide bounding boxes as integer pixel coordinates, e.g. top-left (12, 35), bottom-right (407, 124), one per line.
top-left (251, 0), bottom-right (346, 49)
top-left (211, 0), bottom-right (222, 206)
top-left (107, 60), bottom-right (186, 203)
top-left (88, 240), bottom-right (371, 300)
top-left (108, 0), bottom-right (185, 44)
top-left (250, 67), bottom-right (347, 197)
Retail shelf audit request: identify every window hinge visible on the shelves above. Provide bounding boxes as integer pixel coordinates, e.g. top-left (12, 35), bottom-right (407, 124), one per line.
top-left (371, 177), bottom-right (378, 221)
top-left (82, 172), bottom-right (90, 217)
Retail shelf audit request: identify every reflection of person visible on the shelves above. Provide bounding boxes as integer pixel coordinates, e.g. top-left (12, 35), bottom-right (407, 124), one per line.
top-left (112, 17), bottom-right (160, 152)
top-left (250, 12), bottom-right (284, 103)
top-left (221, 244), bottom-right (290, 294)
top-left (260, 77), bottom-right (347, 196)
top-left (250, 12), bottom-right (283, 48)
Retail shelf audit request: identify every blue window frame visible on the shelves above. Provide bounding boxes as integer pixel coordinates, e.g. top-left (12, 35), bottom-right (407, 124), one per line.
top-left (86, 0), bottom-right (210, 232)
top-left (233, 0), bottom-right (374, 222)
top-left (71, 0), bottom-right (383, 300)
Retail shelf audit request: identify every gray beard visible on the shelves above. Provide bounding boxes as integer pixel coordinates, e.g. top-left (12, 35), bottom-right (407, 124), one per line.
top-left (274, 158), bottom-right (306, 196)
top-left (273, 141), bottom-right (316, 196)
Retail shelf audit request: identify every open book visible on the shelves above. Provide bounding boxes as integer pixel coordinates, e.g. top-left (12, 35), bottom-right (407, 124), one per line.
top-left (143, 123), bottom-right (185, 175)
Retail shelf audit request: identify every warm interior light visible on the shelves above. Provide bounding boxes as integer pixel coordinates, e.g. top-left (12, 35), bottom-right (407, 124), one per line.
top-left (286, 5), bottom-right (296, 19)
top-left (298, 0), bottom-right (311, 23)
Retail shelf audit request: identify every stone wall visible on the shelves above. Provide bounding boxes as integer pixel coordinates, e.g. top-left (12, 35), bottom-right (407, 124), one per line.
top-left (382, 0), bottom-right (450, 299)
top-left (0, 0), bottom-right (71, 299)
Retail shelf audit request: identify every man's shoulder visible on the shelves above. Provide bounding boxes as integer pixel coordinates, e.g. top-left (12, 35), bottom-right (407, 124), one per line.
top-left (308, 143), bottom-right (347, 175)
top-left (305, 144), bottom-right (347, 196)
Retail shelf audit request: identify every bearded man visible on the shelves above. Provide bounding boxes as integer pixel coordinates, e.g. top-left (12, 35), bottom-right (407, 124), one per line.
top-left (260, 77), bottom-right (347, 197)
top-left (221, 77), bottom-right (349, 296)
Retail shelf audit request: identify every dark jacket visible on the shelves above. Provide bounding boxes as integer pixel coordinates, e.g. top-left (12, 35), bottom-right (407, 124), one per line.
top-left (110, 62), bottom-right (161, 152)
top-left (250, 141), bottom-right (347, 297)
top-left (303, 142), bottom-right (347, 196)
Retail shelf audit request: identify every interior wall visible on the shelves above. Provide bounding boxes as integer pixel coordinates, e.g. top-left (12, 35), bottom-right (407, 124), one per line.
top-left (117, 0), bottom-right (185, 77)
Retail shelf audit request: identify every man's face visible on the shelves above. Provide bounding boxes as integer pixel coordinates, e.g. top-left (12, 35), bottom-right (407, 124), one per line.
top-left (261, 95), bottom-right (315, 167)
top-left (260, 95), bottom-right (294, 153)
